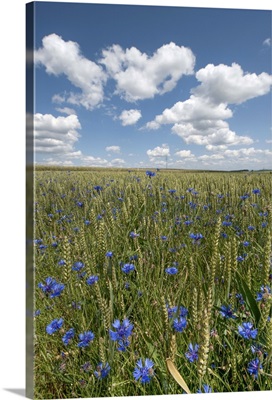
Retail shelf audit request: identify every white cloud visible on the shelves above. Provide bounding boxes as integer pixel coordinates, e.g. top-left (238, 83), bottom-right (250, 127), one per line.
top-left (34, 113), bottom-right (81, 156)
top-left (119, 109), bottom-right (142, 126)
top-left (147, 144), bottom-right (170, 158)
top-left (172, 121), bottom-right (253, 147)
top-left (193, 63), bottom-right (272, 105)
top-left (81, 155), bottom-right (108, 166)
top-left (100, 42), bottom-right (195, 101)
top-left (110, 158), bottom-right (125, 165)
top-left (145, 61), bottom-right (271, 149)
top-left (56, 107), bottom-right (76, 115)
top-left (41, 158), bottom-right (74, 166)
top-left (52, 94), bottom-right (66, 104)
top-left (263, 38), bottom-right (271, 47)
top-left (149, 96), bottom-right (232, 126)
top-left (35, 34), bottom-right (107, 110)
top-left (197, 147), bottom-right (272, 170)
top-left (175, 149), bottom-right (195, 158)
top-left (105, 145), bottom-right (121, 153)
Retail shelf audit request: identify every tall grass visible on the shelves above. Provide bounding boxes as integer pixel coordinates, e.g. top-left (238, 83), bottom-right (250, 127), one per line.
top-left (33, 168), bottom-right (272, 398)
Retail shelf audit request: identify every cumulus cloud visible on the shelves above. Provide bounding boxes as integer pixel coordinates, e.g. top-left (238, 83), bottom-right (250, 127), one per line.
top-left (175, 149), bottom-right (195, 158)
top-left (56, 107), bottom-right (76, 115)
top-left (35, 34), bottom-right (107, 110)
top-left (172, 120), bottom-right (253, 147)
top-left (193, 63), bottom-right (272, 105)
top-left (105, 145), bottom-right (121, 153)
top-left (110, 158), bottom-right (125, 165)
top-left (197, 147), bottom-right (272, 169)
top-left (147, 144), bottom-right (170, 158)
top-left (147, 96), bottom-right (232, 127)
top-left (34, 113), bottom-right (81, 156)
top-left (119, 109), bottom-right (142, 126)
top-left (100, 42), bottom-right (195, 101)
top-left (145, 62), bottom-right (271, 149)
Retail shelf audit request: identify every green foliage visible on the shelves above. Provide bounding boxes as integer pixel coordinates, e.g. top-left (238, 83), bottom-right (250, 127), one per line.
top-left (33, 169), bottom-right (272, 398)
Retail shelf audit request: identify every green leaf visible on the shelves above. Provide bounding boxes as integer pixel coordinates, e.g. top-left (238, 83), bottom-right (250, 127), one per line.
top-left (235, 271), bottom-right (261, 324)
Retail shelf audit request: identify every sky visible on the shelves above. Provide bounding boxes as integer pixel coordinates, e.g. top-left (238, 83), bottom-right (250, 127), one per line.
top-left (30, 1), bottom-right (272, 170)
top-left (1, 2), bottom-right (272, 400)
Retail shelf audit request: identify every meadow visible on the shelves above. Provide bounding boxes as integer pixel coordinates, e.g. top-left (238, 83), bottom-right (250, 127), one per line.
top-left (33, 167), bottom-right (272, 398)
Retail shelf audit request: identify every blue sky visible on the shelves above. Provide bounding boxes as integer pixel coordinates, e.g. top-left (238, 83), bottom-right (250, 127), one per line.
top-left (32, 1), bottom-right (272, 170)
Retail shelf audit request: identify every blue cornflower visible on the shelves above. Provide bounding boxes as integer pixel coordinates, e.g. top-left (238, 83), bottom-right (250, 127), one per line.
top-left (256, 285), bottom-right (271, 302)
top-left (167, 305), bottom-right (178, 318)
top-left (185, 343), bottom-right (199, 363)
top-left (243, 241), bottom-right (250, 247)
top-left (146, 171), bottom-right (156, 177)
top-left (220, 305), bottom-right (236, 319)
top-left (252, 189), bottom-right (261, 195)
top-left (81, 361), bottom-right (92, 372)
top-left (165, 267), bottom-right (178, 275)
top-left (173, 317), bottom-right (187, 333)
top-left (248, 225), bottom-right (255, 231)
top-left (133, 358), bottom-right (155, 384)
top-left (247, 358), bottom-right (263, 379)
top-left (130, 231), bottom-right (139, 238)
top-left (46, 318), bottom-right (64, 335)
top-left (236, 293), bottom-right (245, 305)
top-left (238, 322), bottom-right (258, 340)
top-left (38, 277), bottom-right (65, 298)
top-left (179, 306), bottom-right (188, 317)
top-left (161, 235), bottom-right (168, 241)
top-left (76, 201), bottom-right (84, 207)
top-left (84, 219), bottom-right (91, 225)
top-left (121, 263), bottom-right (135, 274)
top-left (34, 239), bottom-right (43, 245)
top-left (197, 384), bottom-right (212, 393)
top-left (72, 261), bottom-right (84, 271)
top-left (222, 220), bottom-right (232, 227)
top-left (129, 254), bottom-right (138, 261)
top-left (78, 331), bottom-right (95, 347)
top-left (106, 251), bottom-right (113, 258)
top-left (237, 254), bottom-right (247, 262)
top-left (109, 318), bottom-right (134, 351)
top-left (168, 189), bottom-right (176, 194)
top-left (58, 259), bottom-right (66, 266)
top-left (38, 277), bottom-right (56, 294)
top-left (189, 233), bottom-right (204, 243)
top-left (94, 185), bottom-right (103, 192)
top-left (94, 362), bottom-right (111, 379)
top-left (86, 275), bottom-right (99, 285)
top-left (62, 328), bottom-right (75, 345)
top-left (50, 282), bottom-right (65, 298)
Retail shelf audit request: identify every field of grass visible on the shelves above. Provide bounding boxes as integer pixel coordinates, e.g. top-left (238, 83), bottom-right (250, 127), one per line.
top-left (33, 168), bottom-right (272, 398)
